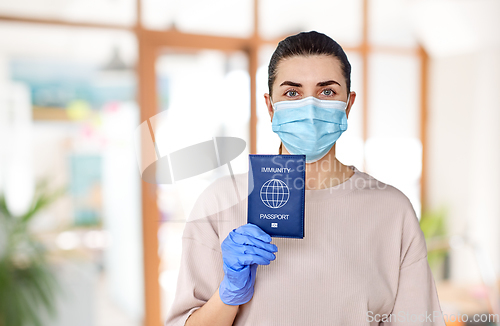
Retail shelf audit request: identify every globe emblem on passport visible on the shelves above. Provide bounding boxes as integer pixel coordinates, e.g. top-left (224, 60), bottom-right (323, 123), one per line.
top-left (260, 179), bottom-right (290, 209)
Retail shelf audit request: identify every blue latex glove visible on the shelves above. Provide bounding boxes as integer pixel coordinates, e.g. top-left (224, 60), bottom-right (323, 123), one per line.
top-left (219, 223), bottom-right (278, 306)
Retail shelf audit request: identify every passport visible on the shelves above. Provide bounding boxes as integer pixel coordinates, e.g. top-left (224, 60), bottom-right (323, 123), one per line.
top-left (247, 154), bottom-right (305, 239)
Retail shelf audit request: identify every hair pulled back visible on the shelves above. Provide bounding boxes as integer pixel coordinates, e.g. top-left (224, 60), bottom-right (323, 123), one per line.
top-left (268, 30), bottom-right (351, 99)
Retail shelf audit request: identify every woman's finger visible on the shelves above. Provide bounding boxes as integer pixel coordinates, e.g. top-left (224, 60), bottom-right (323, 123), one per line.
top-left (241, 245), bottom-right (276, 262)
top-left (234, 223), bottom-right (272, 243)
top-left (236, 253), bottom-right (272, 266)
top-left (229, 231), bottom-right (278, 253)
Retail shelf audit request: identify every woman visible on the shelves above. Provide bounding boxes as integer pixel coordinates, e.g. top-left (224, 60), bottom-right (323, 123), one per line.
top-left (165, 31), bottom-right (446, 326)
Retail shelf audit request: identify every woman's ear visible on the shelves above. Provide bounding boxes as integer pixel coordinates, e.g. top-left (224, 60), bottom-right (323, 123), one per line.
top-left (346, 91), bottom-right (356, 119)
top-left (264, 93), bottom-right (274, 122)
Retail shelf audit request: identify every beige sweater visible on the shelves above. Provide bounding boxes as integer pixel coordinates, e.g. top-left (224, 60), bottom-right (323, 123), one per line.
top-left (164, 165), bottom-right (446, 325)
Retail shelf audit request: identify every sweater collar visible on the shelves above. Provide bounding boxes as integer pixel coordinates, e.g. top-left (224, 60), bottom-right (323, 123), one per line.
top-left (305, 165), bottom-right (363, 202)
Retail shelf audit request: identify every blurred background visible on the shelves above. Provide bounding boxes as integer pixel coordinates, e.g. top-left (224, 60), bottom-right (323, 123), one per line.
top-left (0, 0), bottom-right (499, 325)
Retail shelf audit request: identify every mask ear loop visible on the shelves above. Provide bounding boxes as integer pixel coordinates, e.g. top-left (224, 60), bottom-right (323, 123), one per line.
top-left (270, 97), bottom-right (282, 154)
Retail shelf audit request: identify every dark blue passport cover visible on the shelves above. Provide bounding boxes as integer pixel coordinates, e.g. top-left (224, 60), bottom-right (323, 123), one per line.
top-left (247, 154), bottom-right (305, 239)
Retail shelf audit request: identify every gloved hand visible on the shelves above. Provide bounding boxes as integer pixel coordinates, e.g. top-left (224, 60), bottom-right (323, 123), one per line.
top-left (219, 223), bottom-right (278, 306)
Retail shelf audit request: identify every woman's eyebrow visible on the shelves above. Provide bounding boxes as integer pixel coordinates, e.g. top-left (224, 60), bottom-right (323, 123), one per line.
top-left (279, 80), bottom-right (341, 87)
top-left (317, 80), bottom-right (341, 87)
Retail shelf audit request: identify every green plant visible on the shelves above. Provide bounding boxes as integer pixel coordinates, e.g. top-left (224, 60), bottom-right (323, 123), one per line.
top-left (419, 206), bottom-right (449, 277)
top-left (0, 178), bottom-right (67, 326)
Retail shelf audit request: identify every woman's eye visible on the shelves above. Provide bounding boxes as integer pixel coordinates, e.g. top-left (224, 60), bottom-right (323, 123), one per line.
top-left (322, 89), bottom-right (335, 96)
top-left (285, 90), bottom-right (298, 97)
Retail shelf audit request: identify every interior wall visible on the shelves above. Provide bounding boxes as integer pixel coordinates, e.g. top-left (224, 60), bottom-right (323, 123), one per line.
top-left (427, 46), bottom-right (500, 283)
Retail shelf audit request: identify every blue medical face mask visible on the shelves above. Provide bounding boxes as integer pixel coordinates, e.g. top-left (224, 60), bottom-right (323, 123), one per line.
top-left (271, 95), bottom-right (349, 163)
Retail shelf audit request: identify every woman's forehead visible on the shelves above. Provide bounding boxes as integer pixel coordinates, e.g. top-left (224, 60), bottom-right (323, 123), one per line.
top-left (275, 55), bottom-right (344, 83)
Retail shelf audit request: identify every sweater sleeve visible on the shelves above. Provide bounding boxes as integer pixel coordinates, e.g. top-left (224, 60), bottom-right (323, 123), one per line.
top-left (163, 237), bottom-right (224, 326)
top-left (381, 205), bottom-right (447, 326)
top-left (164, 183), bottom-right (225, 326)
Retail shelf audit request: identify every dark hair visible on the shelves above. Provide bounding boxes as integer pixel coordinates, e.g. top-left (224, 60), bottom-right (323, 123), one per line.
top-left (268, 30), bottom-right (351, 100)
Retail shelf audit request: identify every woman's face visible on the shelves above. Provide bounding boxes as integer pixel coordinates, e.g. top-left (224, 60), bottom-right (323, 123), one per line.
top-left (264, 54), bottom-right (355, 122)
